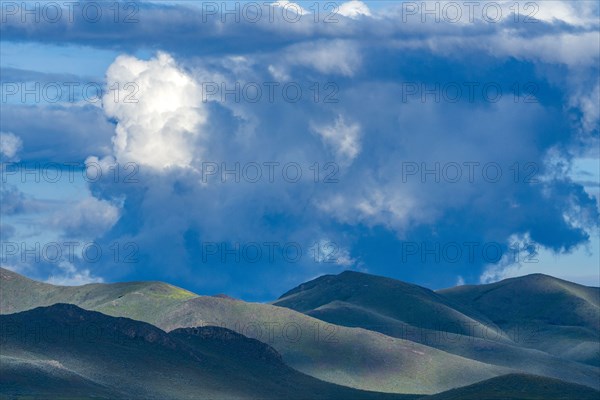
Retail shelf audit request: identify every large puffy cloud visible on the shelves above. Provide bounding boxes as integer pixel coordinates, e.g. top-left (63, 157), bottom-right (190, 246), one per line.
top-left (3, 0), bottom-right (599, 297)
top-left (103, 53), bottom-right (206, 170)
top-left (86, 46), bottom-right (599, 298)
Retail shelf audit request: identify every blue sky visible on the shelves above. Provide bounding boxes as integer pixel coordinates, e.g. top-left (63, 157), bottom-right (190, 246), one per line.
top-left (1, 1), bottom-right (599, 300)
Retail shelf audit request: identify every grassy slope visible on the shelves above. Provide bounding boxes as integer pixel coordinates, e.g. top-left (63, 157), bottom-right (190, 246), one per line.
top-left (271, 271), bottom-right (600, 388)
top-left (0, 355), bottom-right (122, 400)
top-left (2, 268), bottom-right (598, 393)
top-left (0, 267), bottom-right (509, 395)
top-left (0, 268), bottom-right (197, 326)
top-left (0, 304), bottom-right (416, 400)
top-left (420, 373), bottom-right (600, 400)
top-left (296, 299), bottom-right (600, 389)
top-left (155, 296), bottom-right (510, 394)
top-left (438, 274), bottom-right (600, 366)
top-left (274, 271), bottom-right (505, 340)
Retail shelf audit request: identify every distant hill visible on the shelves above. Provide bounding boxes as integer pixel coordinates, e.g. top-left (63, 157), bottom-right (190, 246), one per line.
top-left (275, 270), bottom-right (503, 338)
top-left (439, 274), bottom-right (600, 366)
top-left (0, 304), bottom-right (415, 400)
top-left (421, 373), bottom-right (600, 400)
top-left (273, 270), bottom-right (600, 387)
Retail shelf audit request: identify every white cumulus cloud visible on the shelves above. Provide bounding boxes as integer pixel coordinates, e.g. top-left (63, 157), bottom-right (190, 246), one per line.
top-left (270, 0), bottom-right (308, 15)
top-left (338, 1), bottom-right (372, 19)
top-left (103, 52), bottom-right (207, 170)
top-left (282, 40), bottom-right (362, 77)
top-left (312, 115), bottom-right (361, 166)
top-left (48, 196), bottom-right (121, 240)
top-left (45, 261), bottom-right (104, 286)
top-left (0, 132), bottom-right (23, 162)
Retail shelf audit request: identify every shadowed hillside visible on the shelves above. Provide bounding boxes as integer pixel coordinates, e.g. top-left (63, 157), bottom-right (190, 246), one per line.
top-left (0, 304), bottom-right (416, 400)
top-left (420, 373), bottom-right (600, 400)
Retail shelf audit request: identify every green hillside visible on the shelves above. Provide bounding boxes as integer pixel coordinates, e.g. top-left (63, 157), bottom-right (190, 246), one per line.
top-left (275, 271), bottom-right (504, 339)
top-left (439, 274), bottom-right (600, 366)
top-left (0, 267), bottom-right (197, 326)
top-left (155, 295), bottom-right (509, 394)
top-left (272, 270), bottom-right (600, 387)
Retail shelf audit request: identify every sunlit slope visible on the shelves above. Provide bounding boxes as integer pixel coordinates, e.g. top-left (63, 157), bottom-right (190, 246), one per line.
top-left (155, 296), bottom-right (509, 394)
top-left (271, 271), bottom-right (600, 387)
top-left (293, 299), bottom-right (599, 388)
top-left (439, 274), bottom-right (600, 366)
top-left (0, 267), bottom-right (197, 325)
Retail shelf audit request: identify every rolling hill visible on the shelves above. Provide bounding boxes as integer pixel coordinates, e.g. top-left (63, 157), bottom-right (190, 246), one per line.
top-left (274, 270), bottom-right (504, 339)
top-left (272, 270), bottom-right (600, 387)
top-left (438, 273), bottom-right (600, 366)
top-left (0, 304), bottom-right (416, 400)
top-left (154, 295), bottom-right (509, 394)
top-left (2, 305), bottom-right (595, 400)
top-left (0, 267), bottom-right (197, 325)
top-left (1, 267), bottom-right (599, 394)
top-left (0, 267), bottom-right (509, 394)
